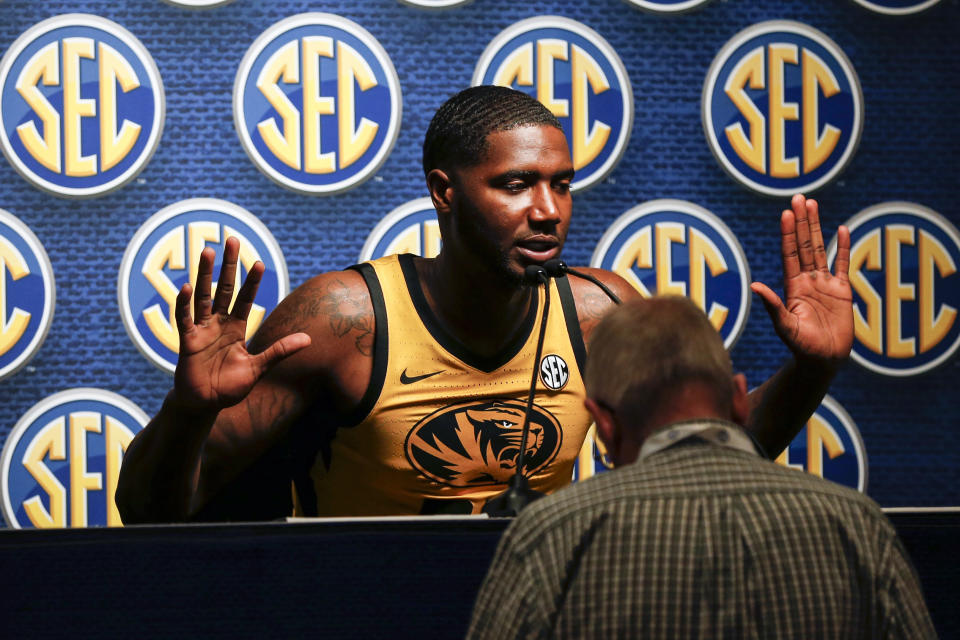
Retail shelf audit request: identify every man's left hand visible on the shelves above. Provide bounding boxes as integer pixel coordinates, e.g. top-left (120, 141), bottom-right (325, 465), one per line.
top-left (750, 194), bottom-right (854, 365)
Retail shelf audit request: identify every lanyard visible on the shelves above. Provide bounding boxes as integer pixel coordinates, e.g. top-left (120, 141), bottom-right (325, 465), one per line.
top-left (638, 419), bottom-right (762, 462)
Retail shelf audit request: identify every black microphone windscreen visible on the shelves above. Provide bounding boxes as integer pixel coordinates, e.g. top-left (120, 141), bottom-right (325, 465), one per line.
top-left (542, 259), bottom-right (565, 277)
top-left (524, 265), bottom-right (547, 284)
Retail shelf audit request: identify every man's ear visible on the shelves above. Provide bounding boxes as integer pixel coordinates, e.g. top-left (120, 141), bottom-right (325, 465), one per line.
top-left (731, 372), bottom-right (749, 427)
top-left (426, 168), bottom-right (453, 215)
top-left (585, 397), bottom-right (621, 463)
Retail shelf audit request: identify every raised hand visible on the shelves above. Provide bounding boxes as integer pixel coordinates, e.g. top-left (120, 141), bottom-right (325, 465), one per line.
top-left (750, 194), bottom-right (853, 364)
top-left (172, 236), bottom-right (311, 414)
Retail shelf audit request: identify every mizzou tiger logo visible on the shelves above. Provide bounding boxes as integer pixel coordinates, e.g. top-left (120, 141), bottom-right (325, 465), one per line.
top-left (404, 399), bottom-right (562, 487)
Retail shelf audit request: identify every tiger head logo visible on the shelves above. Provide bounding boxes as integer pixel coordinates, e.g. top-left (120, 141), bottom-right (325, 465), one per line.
top-left (404, 399), bottom-right (562, 487)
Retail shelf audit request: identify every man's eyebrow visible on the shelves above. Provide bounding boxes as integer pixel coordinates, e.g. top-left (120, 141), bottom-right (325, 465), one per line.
top-left (491, 169), bottom-right (539, 182)
top-left (491, 168), bottom-right (576, 182)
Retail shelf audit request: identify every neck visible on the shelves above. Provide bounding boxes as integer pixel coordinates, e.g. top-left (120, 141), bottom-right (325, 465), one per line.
top-left (416, 252), bottom-right (535, 358)
top-left (636, 384), bottom-right (733, 445)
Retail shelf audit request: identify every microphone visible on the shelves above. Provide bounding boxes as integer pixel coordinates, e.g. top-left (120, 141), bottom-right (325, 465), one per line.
top-left (484, 259), bottom-right (621, 516)
top-left (543, 259), bottom-right (621, 305)
top-left (523, 264), bottom-right (548, 285)
top-left (483, 265), bottom-right (552, 517)
top-left (542, 258), bottom-right (565, 278)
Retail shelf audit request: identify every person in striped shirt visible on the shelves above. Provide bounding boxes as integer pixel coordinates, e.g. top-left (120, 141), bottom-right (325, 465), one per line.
top-left (468, 295), bottom-right (935, 639)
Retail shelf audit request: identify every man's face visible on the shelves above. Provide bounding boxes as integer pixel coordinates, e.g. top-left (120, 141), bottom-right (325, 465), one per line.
top-left (446, 125), bottom-right (574, 286)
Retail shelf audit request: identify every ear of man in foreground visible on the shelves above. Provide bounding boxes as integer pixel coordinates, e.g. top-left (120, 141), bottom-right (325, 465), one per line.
top-left (467, 296), bottom-right (935, 640)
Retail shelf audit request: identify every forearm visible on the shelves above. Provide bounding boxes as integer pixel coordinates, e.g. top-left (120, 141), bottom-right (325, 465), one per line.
top-left (746, 355), bottom-right (840, 457)
top-left (115, 390), bottom-right (218, 524)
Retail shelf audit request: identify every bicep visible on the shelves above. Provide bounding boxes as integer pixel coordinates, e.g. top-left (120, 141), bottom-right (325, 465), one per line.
top-left (251, 269), bottom-right (374, 404)
top-left (198, 271), bottom-right (373, 495)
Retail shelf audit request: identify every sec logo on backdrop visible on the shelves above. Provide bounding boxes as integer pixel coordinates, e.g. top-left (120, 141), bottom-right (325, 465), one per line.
top-left (1, 388), bottom-right (148, 528)
top-left (161, 0), bottom-right (235, 7)
top-left (852, 0), bottom-right (942, 14)
top-left (119, 198), bottom-right (289, 373)
top-left (573, 395), bottom-right (867, 490)
top-left (234, 13), bottom-right (402, 195)
top-left (591, 199), bottom-right (750, 349)
top-left (0, 209), bottom-right (55, 381)
top-left (0, 14), bottom-right (164, 198)
top-left (359, 197), bottom-right (440, 261)
top-left (702, 21), bottom-right (862, 197)
top-left (473, 16), bottom-right (633, 192)
top-left (571, 423), bottom-right (612, 483)
top-left (625, 0), bottom-right (712, 12)
top-left (827, 202), bottom-right (960, 376)
top-left (775, 395), bottom-right (867, 492)
top-left (398, 0), bottom-right (473, 8)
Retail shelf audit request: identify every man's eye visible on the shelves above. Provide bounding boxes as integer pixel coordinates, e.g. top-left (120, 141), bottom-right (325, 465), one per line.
top-left (504, 182), bottom-right (525, 192)
top-left (555, 182), bottom-right (571, 193)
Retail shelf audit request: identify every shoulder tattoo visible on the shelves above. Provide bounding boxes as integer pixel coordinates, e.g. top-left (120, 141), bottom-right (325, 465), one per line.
top-left (578, 291), bottom-right (617, 341)
top-left (279, 278), bottom-right (374, 357)
top-left (323, 280), bottom-right (374, 356)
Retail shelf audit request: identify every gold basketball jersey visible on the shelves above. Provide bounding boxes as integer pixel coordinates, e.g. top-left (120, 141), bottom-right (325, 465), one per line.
top-left (297, 254), bottom-right (591, 516)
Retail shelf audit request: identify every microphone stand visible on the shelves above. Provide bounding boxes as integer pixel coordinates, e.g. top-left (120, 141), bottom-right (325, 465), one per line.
top-left (482, 267), bottom-right (551, 517)
top-left (482, 260), bottom-right (621, 517)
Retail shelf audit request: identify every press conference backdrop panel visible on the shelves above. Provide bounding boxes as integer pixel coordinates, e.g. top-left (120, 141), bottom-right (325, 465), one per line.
top-left (0, 0), bottom-right (958, 530)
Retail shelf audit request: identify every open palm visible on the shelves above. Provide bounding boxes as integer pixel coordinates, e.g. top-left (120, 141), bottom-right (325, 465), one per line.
top-left (173, 237), bottom-right (309, 414)
top-left (751, 195), bottom-right (854, 364)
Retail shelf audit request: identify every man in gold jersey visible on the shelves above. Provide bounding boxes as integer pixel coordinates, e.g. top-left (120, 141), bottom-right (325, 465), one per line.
top-left (116, 87), bottom-right (854, 522)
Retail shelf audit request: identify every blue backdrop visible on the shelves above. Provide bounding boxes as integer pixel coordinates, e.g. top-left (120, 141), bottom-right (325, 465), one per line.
top-left (0, 0), bottom-right (957, 526)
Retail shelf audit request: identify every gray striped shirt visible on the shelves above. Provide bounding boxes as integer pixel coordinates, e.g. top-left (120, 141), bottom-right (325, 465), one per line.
top-left (467, 422), bottom-right (935, 639)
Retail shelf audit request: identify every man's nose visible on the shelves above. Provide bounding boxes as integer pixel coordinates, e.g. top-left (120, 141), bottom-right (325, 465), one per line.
top-left (528, 183), bottom-right (561, 223)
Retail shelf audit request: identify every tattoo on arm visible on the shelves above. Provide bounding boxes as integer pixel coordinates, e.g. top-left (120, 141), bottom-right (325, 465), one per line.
top-left (293, 278), bottom-right (374, 356)
top-left (256, 277), bottom-right (374, 357)
top-left (246, 387), bottom-right (298, 436)
top-left (322, 280), bottom-right (373, 356)
top-left (579, 292), bottom-right (614, 340)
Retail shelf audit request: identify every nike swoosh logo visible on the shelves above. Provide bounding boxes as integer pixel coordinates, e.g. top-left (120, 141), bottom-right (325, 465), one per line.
top-left (400, 368), bottom-right (445, 384)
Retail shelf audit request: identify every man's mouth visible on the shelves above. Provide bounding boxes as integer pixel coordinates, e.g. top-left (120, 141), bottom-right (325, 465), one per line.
top-left (516, 236), bottom-right (561, 262)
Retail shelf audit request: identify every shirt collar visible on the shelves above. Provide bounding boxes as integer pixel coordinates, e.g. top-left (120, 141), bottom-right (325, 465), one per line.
top-left (638, 418), bottom-right (765, 462)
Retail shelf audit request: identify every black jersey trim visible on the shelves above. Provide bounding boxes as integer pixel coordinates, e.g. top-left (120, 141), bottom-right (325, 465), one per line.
top-left (398, 253), bottom-right (538, 374)
top-left (344, 262), bottom-right (388, 426)
top-left (555, 273), bottom-right (587, 375)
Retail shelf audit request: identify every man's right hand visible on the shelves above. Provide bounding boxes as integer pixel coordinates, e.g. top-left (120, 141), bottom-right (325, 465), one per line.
top-left (172, 236), bottom-right (311, 416)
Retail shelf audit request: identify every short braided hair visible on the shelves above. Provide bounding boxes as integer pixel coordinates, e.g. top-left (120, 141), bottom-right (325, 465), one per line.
top-left (422, 86), bottom-right (562, 177)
